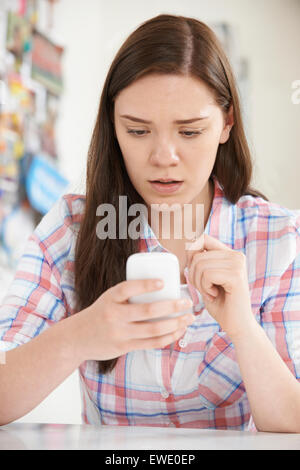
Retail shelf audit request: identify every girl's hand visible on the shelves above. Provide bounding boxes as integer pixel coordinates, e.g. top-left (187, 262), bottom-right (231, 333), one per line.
top-left (186, 234), bottom-right (255, 340)
top-left (77, 279), bottom-right (195, 361)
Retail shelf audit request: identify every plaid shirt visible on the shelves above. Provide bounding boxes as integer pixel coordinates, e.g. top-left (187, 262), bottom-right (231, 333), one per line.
top-left (1, 176), bottom-right (300, 430)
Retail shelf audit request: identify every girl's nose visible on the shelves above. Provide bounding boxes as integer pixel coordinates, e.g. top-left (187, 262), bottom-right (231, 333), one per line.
top-left (149, 140), bottom-right (180, 166)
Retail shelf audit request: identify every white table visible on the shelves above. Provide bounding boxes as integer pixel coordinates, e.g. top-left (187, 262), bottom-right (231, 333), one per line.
top-left (1, 422), bottom-right (300, 450)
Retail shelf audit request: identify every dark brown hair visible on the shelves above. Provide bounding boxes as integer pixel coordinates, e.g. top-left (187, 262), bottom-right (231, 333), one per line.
top-left (74, 14), bottom-right (267, 374)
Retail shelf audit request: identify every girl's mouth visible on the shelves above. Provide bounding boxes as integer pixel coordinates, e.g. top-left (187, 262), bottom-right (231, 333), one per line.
top-left (149, 180), bottom-right (183, 194)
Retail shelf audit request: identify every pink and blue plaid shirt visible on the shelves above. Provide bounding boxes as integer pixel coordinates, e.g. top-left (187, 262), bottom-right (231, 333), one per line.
top-left (1, 176), bottom-right (300, 430)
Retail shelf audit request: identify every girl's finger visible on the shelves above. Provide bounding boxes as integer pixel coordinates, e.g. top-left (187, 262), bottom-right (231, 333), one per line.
top-left (203, 234), bottom-right (231, 252)
top-left (129, 313), bottom-right (195, 339)
top-left (188, 256), bottom-right (232, 293)
top-left (123, 297), bottom-right (193, 322)
top-left (200, 267), bottom-right (235, 296)
top-left (188, 254), bottom-right (233, 274)
top-left (190, 263), bottom-right (219, 298)
top-left (111, 278), bottom-right (164, 303)
top-left (186, 235), bottom-right (232, 267)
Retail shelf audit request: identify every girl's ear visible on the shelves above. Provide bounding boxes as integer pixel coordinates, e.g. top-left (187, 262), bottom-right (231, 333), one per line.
top-left (219, 104), bottom-right (234, 144)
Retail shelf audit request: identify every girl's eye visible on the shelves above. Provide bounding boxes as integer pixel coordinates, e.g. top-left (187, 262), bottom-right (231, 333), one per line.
top-left (127, 130), bottom-right (148, 136)
top-left (126, 130), bottom-right (202, 138)
top-left (180, 131), bottom-right (202, 137)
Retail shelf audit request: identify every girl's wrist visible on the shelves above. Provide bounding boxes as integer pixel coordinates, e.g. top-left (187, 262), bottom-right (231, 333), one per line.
top-left (226, 316), bottom-right (262, 346)
top-left (64, 309), bottom-right (91, 364)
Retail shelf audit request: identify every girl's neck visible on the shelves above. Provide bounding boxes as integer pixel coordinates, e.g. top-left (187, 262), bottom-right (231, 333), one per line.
top-left (148, 178), bottom-right (214, 243)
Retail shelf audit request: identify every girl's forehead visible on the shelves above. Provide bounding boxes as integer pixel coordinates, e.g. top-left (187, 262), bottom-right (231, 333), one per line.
top-left (115, 74), bottom-right (215, 103)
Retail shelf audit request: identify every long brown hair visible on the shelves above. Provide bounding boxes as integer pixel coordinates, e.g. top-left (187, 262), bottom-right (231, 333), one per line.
top-left (74, 14), bottom-right (267, 374)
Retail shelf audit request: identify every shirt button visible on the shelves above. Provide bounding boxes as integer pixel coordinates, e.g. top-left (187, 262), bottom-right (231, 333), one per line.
top-left (161, 389), bottom-right (169, 399)
top-left (179, 339), bottom-right (187, 348)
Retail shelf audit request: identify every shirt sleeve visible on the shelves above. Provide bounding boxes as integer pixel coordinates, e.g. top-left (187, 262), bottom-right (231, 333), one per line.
top-left (258, 218), bottom-right (300, 381)
top-left (247, 213), bottom-right (300, 432)
top-left (0, 198), bottom-right (71, 352)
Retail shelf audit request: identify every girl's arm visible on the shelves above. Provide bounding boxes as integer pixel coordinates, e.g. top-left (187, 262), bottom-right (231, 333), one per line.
top-left (0, 312), bottom-right (85, 425)
top-left (187, 233), bottom-right (300, 433)
top-left (0, 278), bottom-right (193, 426)
top-left (231, 321), bottom-right (300, 433)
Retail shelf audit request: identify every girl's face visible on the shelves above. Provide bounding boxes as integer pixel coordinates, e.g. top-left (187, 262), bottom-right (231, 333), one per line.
top-left (114, 74), bottom-right (233, 209)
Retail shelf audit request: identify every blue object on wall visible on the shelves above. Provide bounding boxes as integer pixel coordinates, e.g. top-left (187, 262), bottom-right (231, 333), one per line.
top-left (25, 155), bottom-right (69, 214)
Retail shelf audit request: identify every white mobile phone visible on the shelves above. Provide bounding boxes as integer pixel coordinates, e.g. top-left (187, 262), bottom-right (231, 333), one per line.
top-left (126, 252), bottom-right (193, 320)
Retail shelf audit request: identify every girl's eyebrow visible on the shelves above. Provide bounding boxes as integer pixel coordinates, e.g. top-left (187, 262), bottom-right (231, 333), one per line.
top-left (119, 114), bottom-right (210, 124)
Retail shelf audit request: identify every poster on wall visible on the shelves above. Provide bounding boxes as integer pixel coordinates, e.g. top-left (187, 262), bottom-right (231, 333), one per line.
top-left (31, 30), bottom-right (63, 95)
top-left (25, 154), bottom-right (68, 214)
top-left (6, 10), bottom-right (32, 61)
top-left (0, 1), bottom-right (65, 273)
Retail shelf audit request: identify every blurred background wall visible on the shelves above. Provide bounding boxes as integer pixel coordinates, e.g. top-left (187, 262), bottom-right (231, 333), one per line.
top-left (0, 0), bottom-right (299, 424)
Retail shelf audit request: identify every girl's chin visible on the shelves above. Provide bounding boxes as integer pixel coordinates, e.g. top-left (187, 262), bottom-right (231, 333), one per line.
top-left (145, 196), bottom-right (188, 211)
